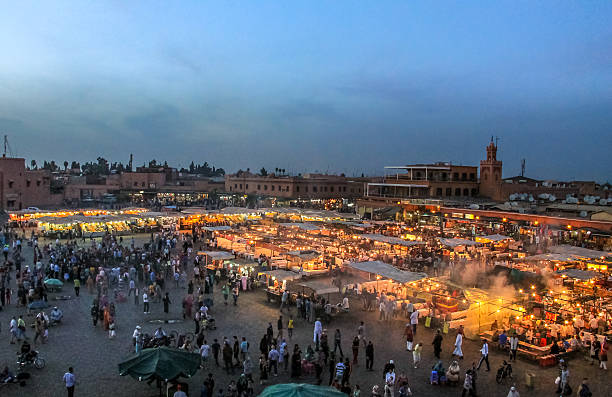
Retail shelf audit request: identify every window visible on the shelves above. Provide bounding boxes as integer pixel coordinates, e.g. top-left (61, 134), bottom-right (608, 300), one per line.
top-left (271, 185), bottom-right (275, 191)
top-left (442, 173), bottom-right (448, 181)
top-left (7, 200), bottom-right (15, 207)
top-left (469, 173), bottom-right (475, 181)
top-left (323, 186), bottom-right (327, 192)
top-left (446, 188), bottom-right (452, 196)
top-left (313, 186), bottom-right (317, 192)
top-left (257, 185), bottom-right (261, 190)
top-left (8, 181), bottom-right (13, 188)
top-left (453, 173), bottom-right (459, 181)
top-left (463, 188), bottom-right (469, 196)
top-left (239, 184), bottom-right (242, 189)
top-left (330, 186), bottom-right (334, 192)
top-left (343, 186), bottom-right (347, 192)
top-left (26, 180), bottom-right (31, 187)
top-left (37, 181), bottom-right (41, 186)
top-left (436, 188), bottom-right (442, 196)
top-left (245, 184), bottom-right (248, 189)
top-left (305, 186), bottom-right (308, 193)
top-left (235, 184), bottom-right (238, 188)
top-left (455, 188), bottom-right (461, 196)
top-left (264, 185), bottom-right (268, 190)
top-left (296, 186), bottom-right (300, 192)
top-left (471, 188), bottom-right (478, 196)
top-left (461, 173), bottom-right (467, 181)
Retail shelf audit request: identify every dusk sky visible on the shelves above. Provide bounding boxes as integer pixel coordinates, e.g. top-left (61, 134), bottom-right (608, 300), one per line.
top-left (1, 2), bottom-right (611, 181)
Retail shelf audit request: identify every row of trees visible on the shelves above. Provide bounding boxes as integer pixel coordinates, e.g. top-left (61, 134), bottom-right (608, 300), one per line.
top-left (29, 157), bottom-right (225, 177)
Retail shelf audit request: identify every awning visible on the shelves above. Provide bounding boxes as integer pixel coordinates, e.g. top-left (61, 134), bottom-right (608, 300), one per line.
top-left (549, 245), bottom-right (612, 259)
top-left (347, 260), bottom-right (428, 284)
top-left (293, 279), bottom-right (339, 295)
top-left (438, 237), bottom-right (481, 247)
top-left (359, 234), bottom-right (424, 247)
top-left (278, 222), bottom-right (322, 231)
top-left (198, 251), bottom-right (235, 260)
top-left (285, 250), bottom-right (321, 261)
top-left (475, 234), bottom-right (512, 242)
top-left (202, 226), bottom-right (232, 232)
top-left (258, 269), bottom-right (302, 281)
top-left (556, 269), bottom-right (599, 281)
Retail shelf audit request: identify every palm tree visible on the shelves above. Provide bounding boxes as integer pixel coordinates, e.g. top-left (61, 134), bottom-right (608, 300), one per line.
top-left (30, 160), bottom-right (37, 170)
top-left (64, 161), bottom-right (69, 171)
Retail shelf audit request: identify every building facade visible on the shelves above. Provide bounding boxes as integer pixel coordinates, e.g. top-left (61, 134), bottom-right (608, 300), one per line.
top-left (366, 163), bottom-right (479, 199)
top-left (225, 172), bottom-right (365, 199)
top-left (0, 156), bottom-right (62, 210)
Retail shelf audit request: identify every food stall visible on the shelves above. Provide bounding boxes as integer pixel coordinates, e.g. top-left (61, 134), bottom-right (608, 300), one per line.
top-left (258, 269), bottom-right (302, 302)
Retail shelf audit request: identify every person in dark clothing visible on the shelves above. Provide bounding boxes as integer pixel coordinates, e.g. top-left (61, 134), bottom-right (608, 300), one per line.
top-left (211, 339), bottom-right (221, 366)
top-left (290, 344), bottom-right (302, 378)
top-left (260, 334), bottom-right (269, 355)
top-left (277, 316), bottom-right (284, 339)
top-left (432, 329), bottom-right (443, 359)
top-left (233, 336), bottom-right (240, 366)
top-left (266, 323), bottom-right (274, 344)
top-left (91, 301), bottom-right (99, 326)
top-left (162, 293), bottom-right (171, 314)
top-left (352, 336), bottom-right (360, 365)
top-left (365, 341), bottom-right (374, 371)
top-left (328, 352), bottom-right (337, 386)
top-left (333, 329), bottom-right (343, 357)
top-left (223, 341), bottom-right (234, 373)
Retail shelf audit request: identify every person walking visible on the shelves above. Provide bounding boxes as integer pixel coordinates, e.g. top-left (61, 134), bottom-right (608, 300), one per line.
top-left (507, 386), bottom-right (520, 397)
top-left (357, 321), bottom-right (366, 348)
top-left (313, 318), bottom-right (322, 349)
top-left (334, 329), bottom-right (344, 357)
top-left (410, 310), bottom-right (418, 335)
top-left (63, 367), bottom-right (76, 397)
top-left (73, 279), bottom-right (80, 297)
top-left (163, 293), bottom-right (171, 314)
top-left (404, 324), bottom-right (414, 351)
top-left (142, 291), bottom-right (149, 314)
top-left (268, 345), bottom-right (279, 376)
top-left (287, 316), bottom-right (294, 339)
top-left (599, 341), bottom-right (608, 370)
top-left (211, 339), bottom-right (221, 366)
top-left (365, 341), bottom-right (374, 371)
top-left (352, 336), bottom-right (360, 365)
top-left (476, 339), bottom-right (490, 371)
top-left (277, 315), bottom-right (284, 340)
top-left (432, 329), bottom-right (443, 359)
top-left (412, 342), bottom-right (422, 368)
top-left (453, 329), bottom-right (464, 359)
top-left (509, 334), bottom-right (518, 362)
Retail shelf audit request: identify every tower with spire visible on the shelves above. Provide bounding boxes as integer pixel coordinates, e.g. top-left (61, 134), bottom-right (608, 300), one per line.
top-left (479, 137), bottom-right (503, 200)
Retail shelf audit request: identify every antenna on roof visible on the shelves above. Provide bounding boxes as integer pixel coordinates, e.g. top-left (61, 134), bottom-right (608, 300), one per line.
top-left (3, 135), bottom-right (13, 157)
top-left (521, 159), bottom-right (526, 177)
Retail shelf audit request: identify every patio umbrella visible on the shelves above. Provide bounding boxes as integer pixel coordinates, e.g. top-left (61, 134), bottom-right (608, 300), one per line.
top-left (44, 278), bottom-right (64, 288)
top-left (118, 347), bottom-right (200, 395)
top-left (259, 383), bottom-right (347, 397)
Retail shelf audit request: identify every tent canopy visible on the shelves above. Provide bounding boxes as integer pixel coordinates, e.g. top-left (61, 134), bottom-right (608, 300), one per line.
top-left (279, 222), bottom-right (322, 231)
top-left (359, 233), bottom-right (424, 247)
top-left (198, 251), bottom-right (235, 260)
top-left (348, 260), bottom-right (428, 284)
top-left (202, 226), bottom-right (232, 232)
top-left (476, 234), bottom-right (512, 242)
top-left (293, 279), bottom-right (339, 295)
top-left (259, 269), bottom-right (302, 281)
top-left (556, 269), bottom-right (600, 280)
top-left (285, 250), bottom-right (321, 261)
top-left (438, 237), bottom-right (481, 248)
top-left (118, 347), bottom-right (201, 382)
top-left (260, 383), bottom-right (347, 397)
top-left (549, 245), bottom-right (612, 259)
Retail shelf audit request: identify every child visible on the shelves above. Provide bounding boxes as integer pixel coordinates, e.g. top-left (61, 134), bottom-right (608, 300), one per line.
top-left (412, 342), bottom-right (422, 368)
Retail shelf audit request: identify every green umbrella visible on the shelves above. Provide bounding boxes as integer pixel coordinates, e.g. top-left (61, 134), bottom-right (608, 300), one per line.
top-left (44, 278), bottom-right (64, 286)
top-left (118, 347), bottom-right (201, 382)
top-left (259, 383), bottom-right (347, 397)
